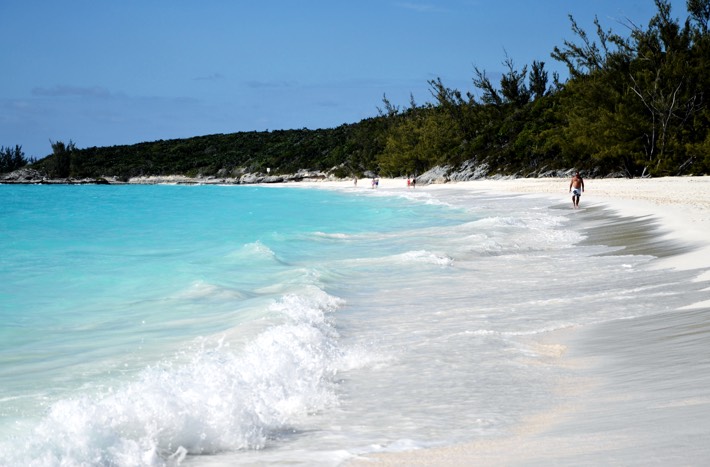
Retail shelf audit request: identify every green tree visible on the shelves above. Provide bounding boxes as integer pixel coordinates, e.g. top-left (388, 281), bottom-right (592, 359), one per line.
top-left (377, 107), bottom-right (459, 177)
top-left (47, 140), bottom-right (76, 178)
top-left (0, 145), bottom-right (31, 173)
top-left (688, 0), bottom-right (710, 32)
top-left (548, 0), bottom-right (710, 175)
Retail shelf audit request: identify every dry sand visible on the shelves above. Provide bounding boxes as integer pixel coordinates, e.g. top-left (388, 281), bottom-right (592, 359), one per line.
top-left (293, 176), bottom-right (710, 466)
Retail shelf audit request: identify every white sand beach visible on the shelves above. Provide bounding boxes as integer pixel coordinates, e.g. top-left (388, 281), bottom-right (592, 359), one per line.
top-left (294, 176), bottom-right (710, 466)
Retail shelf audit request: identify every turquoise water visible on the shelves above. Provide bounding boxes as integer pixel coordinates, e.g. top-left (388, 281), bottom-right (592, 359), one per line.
top-left (1, 185), bottom-right (455, 393)
top-left (0, 183), bottom-right (704, 466)
top-left (0, 184), bottom-right (466, 464)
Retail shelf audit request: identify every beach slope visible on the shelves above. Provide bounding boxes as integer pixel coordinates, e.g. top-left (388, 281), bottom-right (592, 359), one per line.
top-left (330, 176), bottom-right (710, 466)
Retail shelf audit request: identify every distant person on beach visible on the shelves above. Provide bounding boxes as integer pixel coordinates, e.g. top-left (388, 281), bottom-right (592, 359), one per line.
top-left (354, 177), bottom-right (357, 186)
top-left (569, 172), bottom-right (584, 208)
top-left (411, 178), bottom-right (416, 189)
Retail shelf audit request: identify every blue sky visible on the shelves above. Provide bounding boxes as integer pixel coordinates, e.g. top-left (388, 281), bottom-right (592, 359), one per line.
top-left (1, 0), bottom-right (689, 159)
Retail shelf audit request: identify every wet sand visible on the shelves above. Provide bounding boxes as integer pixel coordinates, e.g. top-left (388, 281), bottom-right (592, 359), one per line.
top-left (311, 176), bottom-right (710, 466)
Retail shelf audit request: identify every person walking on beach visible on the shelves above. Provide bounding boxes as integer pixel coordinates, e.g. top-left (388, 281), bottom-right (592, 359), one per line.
top-left (569, 172), bottom-right (584, 208)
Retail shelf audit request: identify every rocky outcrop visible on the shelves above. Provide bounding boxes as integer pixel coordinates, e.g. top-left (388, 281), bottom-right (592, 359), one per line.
top-left (414, 162), bottom-right (602, 184)
top-left (121, 170), bottom-right (333, 185)
top-left (0, 168), bottom-right (112, 184)
top-left (0, 168), bottom-right (46, 183)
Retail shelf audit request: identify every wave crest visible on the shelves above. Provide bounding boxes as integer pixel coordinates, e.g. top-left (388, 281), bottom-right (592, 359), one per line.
top-left (0, 287), bottom-right (351, 466)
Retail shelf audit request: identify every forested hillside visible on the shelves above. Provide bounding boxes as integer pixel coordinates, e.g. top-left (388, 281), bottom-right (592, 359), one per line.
top-left (13, 0), bottom-right (710, 180)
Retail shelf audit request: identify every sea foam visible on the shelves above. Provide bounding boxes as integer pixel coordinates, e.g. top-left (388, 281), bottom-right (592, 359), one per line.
top-left (0, 286), bottom-right (352, 466)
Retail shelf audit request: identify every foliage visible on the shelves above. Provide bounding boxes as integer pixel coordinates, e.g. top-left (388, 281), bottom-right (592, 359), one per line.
top-left (377, 106), bottom-right (460, 177)
top-left (0, 145), bottom-right (33, 174)
top-left (30, 126), bottom-right (386, 180)
top-left (550, 0), bottom-right (710, 176)
top-left (45, 140), bottom-right (77, 178)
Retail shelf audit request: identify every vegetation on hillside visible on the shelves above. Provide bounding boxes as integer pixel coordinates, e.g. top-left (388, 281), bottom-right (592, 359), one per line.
top-left (6, 0), bottom-right (710, 180)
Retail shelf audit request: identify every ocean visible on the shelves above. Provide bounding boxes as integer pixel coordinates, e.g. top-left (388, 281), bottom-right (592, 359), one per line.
top-left (0, 183), bottom-right (707, 466)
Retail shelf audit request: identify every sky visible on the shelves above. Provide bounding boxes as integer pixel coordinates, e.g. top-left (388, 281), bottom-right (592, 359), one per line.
top-left (1, 0), bottom-right (691, 159)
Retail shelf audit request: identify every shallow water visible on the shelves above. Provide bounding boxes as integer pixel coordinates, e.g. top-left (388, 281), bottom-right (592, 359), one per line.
top-left (0, 183), bottom-right (705, 466)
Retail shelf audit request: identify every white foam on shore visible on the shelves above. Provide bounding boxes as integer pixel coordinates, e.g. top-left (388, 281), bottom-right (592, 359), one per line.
top-left (285, 176), bottom-right (710, 466)
top-left (304, 176), bottom-right (710, 278)
top-left (0, 286), bottom-right (356, 466)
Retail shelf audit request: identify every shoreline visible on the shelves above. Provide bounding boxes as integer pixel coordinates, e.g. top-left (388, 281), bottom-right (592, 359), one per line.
top-left (302, 176), bottom-right (710, 279)
top-left (297, 176), bottom-right (710, 465)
